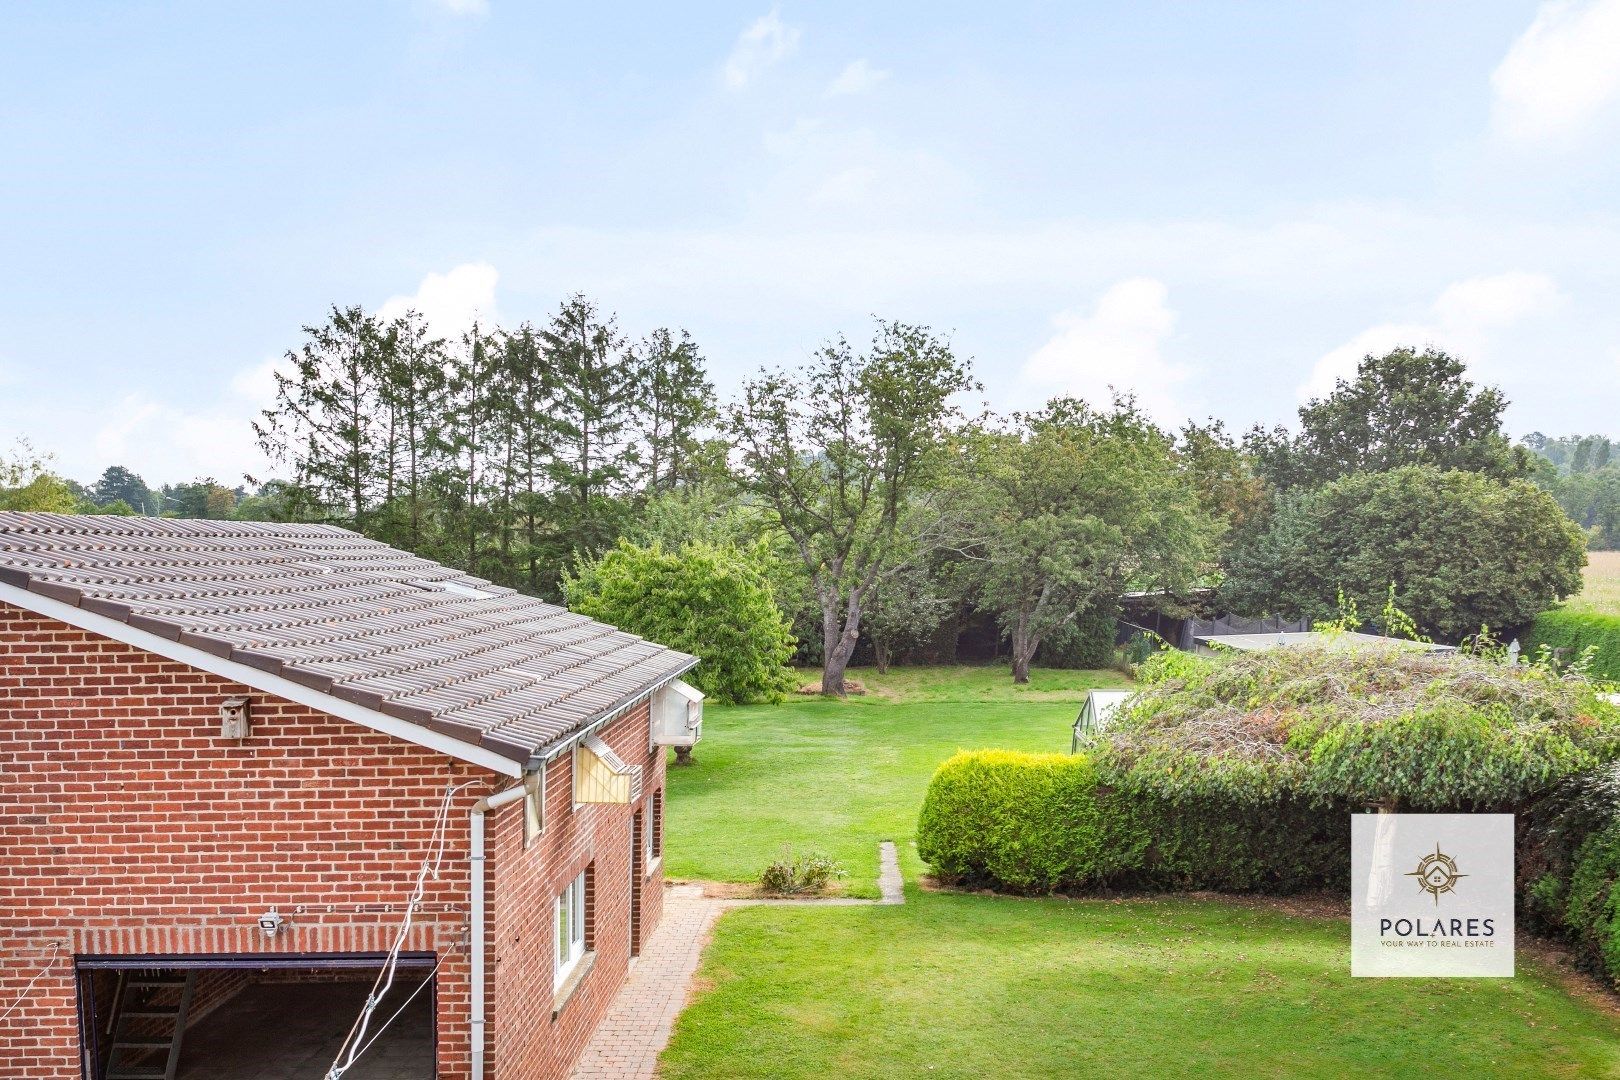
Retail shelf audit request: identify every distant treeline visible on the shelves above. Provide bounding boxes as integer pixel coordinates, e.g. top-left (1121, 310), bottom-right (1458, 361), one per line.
top-left (1522, 434), bottom-right (1620, 549)
top-left (0, 312), bottom-right (1596, 683)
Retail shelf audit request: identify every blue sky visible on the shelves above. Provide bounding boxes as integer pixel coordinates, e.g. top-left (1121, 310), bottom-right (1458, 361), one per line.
top-left (3, 1), bottom-right (1619, 484)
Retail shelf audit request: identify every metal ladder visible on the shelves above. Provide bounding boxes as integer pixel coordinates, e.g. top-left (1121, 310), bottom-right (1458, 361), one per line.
top-left (103, 969), bottom-right (197, 1080)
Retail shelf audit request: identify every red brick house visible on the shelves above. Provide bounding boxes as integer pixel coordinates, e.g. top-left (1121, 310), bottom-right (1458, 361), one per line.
top-left (0, 513), bottom-right (703, 1080)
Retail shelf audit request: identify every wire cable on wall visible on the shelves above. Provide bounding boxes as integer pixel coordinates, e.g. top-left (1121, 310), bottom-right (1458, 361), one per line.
top-left (347, 932), bottom-right (467, 1066)
top-left (0, 942), bottom-right (62, 1025)
top-left (326, 781), bottom-right (475, 1080)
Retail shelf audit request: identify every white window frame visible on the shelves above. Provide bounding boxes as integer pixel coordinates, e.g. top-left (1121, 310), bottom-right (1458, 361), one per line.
top-left (555, 870), bottom-right (587, 989)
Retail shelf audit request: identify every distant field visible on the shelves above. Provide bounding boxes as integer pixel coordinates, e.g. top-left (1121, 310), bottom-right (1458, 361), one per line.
top-left (1565, 551), bottom-right (1620, 616)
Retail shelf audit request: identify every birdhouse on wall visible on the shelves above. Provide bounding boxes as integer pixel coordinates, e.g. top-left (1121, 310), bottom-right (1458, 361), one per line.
top-left (219, 696), bottom-right (251, 740)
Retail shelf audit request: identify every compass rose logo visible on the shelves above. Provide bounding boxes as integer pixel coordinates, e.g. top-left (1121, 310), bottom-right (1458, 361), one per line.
top-left (1406, 843), bottom-right (1467, 905)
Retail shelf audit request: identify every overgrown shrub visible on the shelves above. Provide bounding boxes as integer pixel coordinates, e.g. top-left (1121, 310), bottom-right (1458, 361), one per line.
top-left (565, 539), bottom-right (797, 704)
top-left (1034, 606), bottom-right (1119, 669)
top-left (916, 750), bottom-right (1346, 894)
top-left (758, 850), bottom-right (847, 895)
top-left (1527, 610), bottom-right (1620, 682)
top-left (1106, 643), bottom-right (1620, 809)
top-left (1566, 823), bottom-right (1620, 986)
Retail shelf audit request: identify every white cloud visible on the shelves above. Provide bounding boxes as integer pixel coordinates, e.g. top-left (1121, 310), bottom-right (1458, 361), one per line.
top-left (723, 9), bottom-right (800, 90)
top-left (88, 356), bottom-right (289, 488)
top-left (758, 120), bottom-right (973, 218)
top-left (1018, 278), bottom-right (1188, 424)
top-left (428, 0), bottom-right (489, 16)
top-left (825, 59), bottom-right (890, 97)
top-left (1491, 0), bottom-right (1620, 143)
top-left (1301, 272), bottom-right (1563, 401)
top-left (378, 262), bottom-right (500, 339)
top-left (1430, 271), bottom-right (1563, 330)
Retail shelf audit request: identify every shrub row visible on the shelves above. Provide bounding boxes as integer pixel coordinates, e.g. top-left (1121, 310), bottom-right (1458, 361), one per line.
top-left (1522, 765), bottom-right (1620, 987)
top-left (1526, 609), bottom-right (1620, 682)
top-left (920, 749), bottom-right (1620, 988)
top-left (918, 644), bottom-right (1620, 987)
top-left (916, 750), bottom-right (1347, 895)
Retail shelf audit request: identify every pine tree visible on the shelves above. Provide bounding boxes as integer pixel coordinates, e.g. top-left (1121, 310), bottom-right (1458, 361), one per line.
top-left (539, 295), bottom-right (637, 565)
top-left (633, 328), bottom-right (715, 493)
top-left (255, 305), bottom-right (389, 524)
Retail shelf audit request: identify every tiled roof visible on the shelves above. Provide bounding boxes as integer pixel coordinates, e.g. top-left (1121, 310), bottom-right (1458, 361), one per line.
top-left (0, 513), bottom-right (696, 764)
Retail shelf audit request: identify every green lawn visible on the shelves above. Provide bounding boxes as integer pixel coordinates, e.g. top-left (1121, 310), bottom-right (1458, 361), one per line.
top-left (661, 663), bottom-right (1620, 1078)
top-left (662, 885), bottom-right (1620, 1079)
top-left (1566, 550), bottom-right (1620, 617)
top-left (665, 665), bottom-right (1122, 896)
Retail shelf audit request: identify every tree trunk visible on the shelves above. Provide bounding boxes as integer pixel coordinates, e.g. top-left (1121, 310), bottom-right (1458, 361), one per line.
top-left (874, 641), bottom-right (891, 674)
top-left (820, 601), bottom-right (863, 696)
top-left (1010, 614), bottom-right (1036, 684)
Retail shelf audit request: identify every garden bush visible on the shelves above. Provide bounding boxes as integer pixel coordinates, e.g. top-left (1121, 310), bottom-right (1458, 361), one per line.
top-left (917, 752), bottom-right (1130, 892)
top-left (1521, 763), bottom-right (1620, 984)
top-left (758, 849), bottom-right (848, 895)
top-left (1034, 606), bottom-right (1120, 670)
top-left (916, 750), bottom-right (1346, 894)
top-left (565, 539), bottom-right (797, 704)
top-left (1526, 609), bottom-right (1620, 682)
top-left (1565, 823), bottom-right (1620, 985)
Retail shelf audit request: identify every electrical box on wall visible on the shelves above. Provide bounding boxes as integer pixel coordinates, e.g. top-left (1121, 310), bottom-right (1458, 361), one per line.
top-left (220, 696), bottom-right (251, 740)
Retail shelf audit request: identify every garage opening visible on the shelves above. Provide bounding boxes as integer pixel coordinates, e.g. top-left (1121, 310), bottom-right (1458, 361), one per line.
top-left (75, 953), bottom-right (436, 1080)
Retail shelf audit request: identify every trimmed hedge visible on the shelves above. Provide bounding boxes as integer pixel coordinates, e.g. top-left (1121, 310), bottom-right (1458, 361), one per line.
top-left (1526, 609), bottom-right (1620, 682)
top-left (916, 750), bottom-right (1346, 894)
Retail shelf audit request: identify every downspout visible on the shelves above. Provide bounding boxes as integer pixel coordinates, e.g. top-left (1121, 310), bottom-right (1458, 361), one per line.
top-left (470, 782), bottom-right (528, 1080)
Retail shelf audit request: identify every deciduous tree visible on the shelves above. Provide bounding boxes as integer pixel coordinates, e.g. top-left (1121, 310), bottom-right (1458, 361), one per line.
top-left (1221, 465), bottom-right (1586, 639)
top-left (1249, 347), bottom-right (1531, 491)
top-left (957, 397), bottom-right (1215, 683)
top-left (564, 539), bottom-right (796, 704)
top-left (729, 320), bottom-right (976, 695)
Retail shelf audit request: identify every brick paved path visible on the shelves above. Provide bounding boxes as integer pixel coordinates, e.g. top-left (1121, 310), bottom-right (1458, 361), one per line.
top-left (572, 844), bottom-right (906, 1079)
top-left (570, 884), bottom-right (735, 1079)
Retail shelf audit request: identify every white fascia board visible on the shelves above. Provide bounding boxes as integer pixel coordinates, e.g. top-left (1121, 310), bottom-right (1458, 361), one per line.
top-left (0, 580), bottom-right (522, 778)
top-left (533, 657), bottom-right (700, 767)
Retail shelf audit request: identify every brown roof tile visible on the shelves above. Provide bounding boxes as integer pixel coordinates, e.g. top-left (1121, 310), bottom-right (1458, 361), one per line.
top-left (0, 512), bottom-right (696, 764)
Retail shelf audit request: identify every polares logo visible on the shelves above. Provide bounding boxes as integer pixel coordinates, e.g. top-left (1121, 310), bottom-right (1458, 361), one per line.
top-left (1407, 844), bottom-right (1466, 904)
top-left (1351, 814), bottom-right (1513, 977)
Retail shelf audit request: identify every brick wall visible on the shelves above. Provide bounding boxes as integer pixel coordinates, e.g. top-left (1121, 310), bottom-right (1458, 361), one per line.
top-left (0, 602), bottom-right (666, 1080)
top-left (483, 703), bottom-right (665, 1078)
